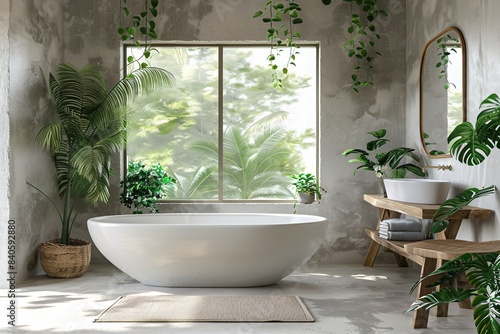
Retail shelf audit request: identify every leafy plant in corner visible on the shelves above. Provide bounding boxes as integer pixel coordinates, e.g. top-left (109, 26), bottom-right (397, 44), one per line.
top-left (118, 0), bottom-right (159, 71)
top-left (406, 93), bottom-right (500, 334)
top-left (342, 0), bottom-right (388, 93)
top-left (28, 62), bottom-right (175, 245)
top-left (120, 160), bottom-right (176, 214)
top-left (342, 129), bottom-right (426, 179)
top-left (406, 250), bottom-right (500, 334)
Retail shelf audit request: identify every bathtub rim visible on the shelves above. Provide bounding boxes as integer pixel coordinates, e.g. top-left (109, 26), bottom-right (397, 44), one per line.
top-left (87, 212), bottom-right (327, 226)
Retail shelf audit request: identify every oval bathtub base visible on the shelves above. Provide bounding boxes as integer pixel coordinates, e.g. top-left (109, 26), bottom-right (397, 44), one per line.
top-left (88, 213), bottom-right (328, 287)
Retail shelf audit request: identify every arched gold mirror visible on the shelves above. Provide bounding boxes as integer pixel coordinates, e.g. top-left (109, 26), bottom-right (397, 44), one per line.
top-left (419, 27), bottom-right (467, 158)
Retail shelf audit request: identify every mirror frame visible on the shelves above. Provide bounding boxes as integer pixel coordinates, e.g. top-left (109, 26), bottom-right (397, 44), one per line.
top-left (419, 26), bottom-right (467, 159)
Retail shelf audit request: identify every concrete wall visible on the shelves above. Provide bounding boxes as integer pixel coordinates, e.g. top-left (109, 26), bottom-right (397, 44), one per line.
top-left (0, 0), bottom-right (10, 288)
top-left (406, 0), bottom-right (500, 241)
top-left (5, 0), bottom-right (64, 288)
top-left (4, 0), bottom-right (408, 284)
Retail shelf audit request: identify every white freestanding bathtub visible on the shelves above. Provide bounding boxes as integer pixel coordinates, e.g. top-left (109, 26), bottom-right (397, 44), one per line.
top-left (87, 213), bottom-right (328, 287)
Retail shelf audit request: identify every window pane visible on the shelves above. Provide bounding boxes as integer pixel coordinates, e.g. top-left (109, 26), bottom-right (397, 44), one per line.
top-left (222, 47), bottom-right (317, 200)
top-left (125, 44), bottom-right (317, 201)
top-left (126, 47), bottom-right (219, 200)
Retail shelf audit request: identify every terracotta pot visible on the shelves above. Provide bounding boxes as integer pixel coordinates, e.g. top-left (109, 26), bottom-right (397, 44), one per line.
top-left (39, 239), bottom-right (91, 278)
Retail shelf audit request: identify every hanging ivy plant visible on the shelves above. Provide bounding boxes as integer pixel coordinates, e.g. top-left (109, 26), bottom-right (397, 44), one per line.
top-left (436, 34), bottom-right (460, 90)
top-left (118, 0), bottom-right (159, 71)
top-left (254, 0), bottom-right (388, 93)
top-left (342, 0), bottom-right (388, 93)
top-left (253, 0), bottom-right (303, 89)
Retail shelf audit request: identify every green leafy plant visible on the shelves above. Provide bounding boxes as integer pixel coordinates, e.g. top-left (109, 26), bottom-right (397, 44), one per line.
top-left (423, 132), bottom-right (447, 156)
top-left (118, 0), bottom-right (159, 70)
top-left (120, 161), bottom-right (176, 213)
top-left (342, 129), bottom-right (426, 179)
top-left (448, 93), bottom-right (500, 166)
top-left (253, 0), bottom-right (303, 89)
top-left (28, 62), bottom-right (175, 245)
top-left (406, 93), bottom-right (500, 334)
top-left (291, 172), bottom-right (323, 199)
top-left (342, 0), bottom-right (388, 93)
top-left (253, 0), bottom-right (388, 91)
top-left (406, 251), bottom-right (500, 334)
top-left (436, 34), bottom-right (460, 90)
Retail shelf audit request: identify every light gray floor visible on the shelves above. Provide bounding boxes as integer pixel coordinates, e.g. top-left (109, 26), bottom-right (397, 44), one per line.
top-left (2, 263), bottom-right (475, 334)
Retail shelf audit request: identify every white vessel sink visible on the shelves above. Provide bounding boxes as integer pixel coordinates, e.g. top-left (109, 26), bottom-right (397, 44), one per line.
top-left (383, 178), bottom-right (451, 204)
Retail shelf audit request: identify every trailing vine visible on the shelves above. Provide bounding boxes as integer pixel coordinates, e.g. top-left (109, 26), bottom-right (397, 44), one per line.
top-left (342, 0), bottom-right (388, 93)
top-left (253, 1), bottom-right (303, 89)
top-left (118, 0), bottom-right (159, 71)
top-left (436, 34), bottom-right (460, 90)
top-left (254, 0), bottom-right (388, 93)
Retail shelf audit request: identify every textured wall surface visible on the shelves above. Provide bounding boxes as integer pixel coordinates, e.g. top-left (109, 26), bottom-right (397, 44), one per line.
top-left (0, 0), bottom-right (10, 289)
top-left (7, 0), bottom-right (63, 284)
top-left (406, 0), bottom-right (500, 241)
top-left (5, 0), bottom-right (408, 283)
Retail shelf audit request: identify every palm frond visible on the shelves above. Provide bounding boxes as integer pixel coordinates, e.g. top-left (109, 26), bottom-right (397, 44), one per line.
top-left (430, 186), bottom-right (496, 233)
top-left (245, 110), bottom-right (289, 135)
top-left (55, 63), bottom-right (86, 116)
top-left (186, 139), bottom-right (218, 158)
top-left (94, 67), bottom-right (175, 130)
top-left (35, 123), bottom-right (62, 151)
top-left (406, 287), bottom-right (475, 312)
top-left (409, 253), bottom-right (474, 295)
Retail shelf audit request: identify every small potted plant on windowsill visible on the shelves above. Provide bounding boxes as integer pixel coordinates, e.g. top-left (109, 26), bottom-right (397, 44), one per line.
top-left (291, 173), bottom-right (323, 204)
top-left (120, 161), bottom-right (176, 214)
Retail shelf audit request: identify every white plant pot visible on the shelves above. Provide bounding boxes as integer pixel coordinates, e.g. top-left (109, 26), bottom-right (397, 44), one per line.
top-left (298, 193), bottom-right (315, 204)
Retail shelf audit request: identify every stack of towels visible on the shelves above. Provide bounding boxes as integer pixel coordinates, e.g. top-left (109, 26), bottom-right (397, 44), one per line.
top-left (379, 218), bottom-right (426, 241)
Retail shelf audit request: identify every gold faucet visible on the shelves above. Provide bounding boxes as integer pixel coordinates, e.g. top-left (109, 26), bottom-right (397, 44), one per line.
top-left (422, 165), bottom-right (453, 172)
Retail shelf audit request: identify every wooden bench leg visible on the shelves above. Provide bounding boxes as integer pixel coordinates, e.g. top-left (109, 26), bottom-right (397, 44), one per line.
top-left (434, 259), bottom-right (448, 317)
top-left (393, 253), bottom-right (409, 267)
top-left (457, 275), bottom-right (472, 309)
top-left (363, 240), bottom-right (381, 267)
top-left (414, 257), bottom-right (438, 329)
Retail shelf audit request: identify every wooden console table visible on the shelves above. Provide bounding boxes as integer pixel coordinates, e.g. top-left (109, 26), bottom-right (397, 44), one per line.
top-left (363, 194), bottom-right (493, 329)
top-left (363, 194), bottom-right (492, 267)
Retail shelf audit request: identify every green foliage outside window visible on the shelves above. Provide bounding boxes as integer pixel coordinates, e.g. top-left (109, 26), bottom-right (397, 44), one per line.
top-left (125, 46), bottom-right (317, 201)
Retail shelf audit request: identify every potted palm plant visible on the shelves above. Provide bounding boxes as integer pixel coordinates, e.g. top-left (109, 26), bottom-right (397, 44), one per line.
top-left (29, 62), bottom-right (174, 278)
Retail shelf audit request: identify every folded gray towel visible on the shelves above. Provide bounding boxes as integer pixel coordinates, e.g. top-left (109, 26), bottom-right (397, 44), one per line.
top-left (379, 218), bottom-right (422, 232)
top-left (379, 231), bottom-right (426, 241)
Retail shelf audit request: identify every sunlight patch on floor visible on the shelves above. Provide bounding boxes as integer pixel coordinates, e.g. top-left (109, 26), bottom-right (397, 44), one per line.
top-left (351, 274), bottom-right (388, 281)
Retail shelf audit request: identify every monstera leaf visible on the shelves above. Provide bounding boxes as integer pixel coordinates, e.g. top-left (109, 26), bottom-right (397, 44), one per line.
top-left (448, 93), bottom-right (500, 165)
top-left (448, 122), bottom-right (491, 165)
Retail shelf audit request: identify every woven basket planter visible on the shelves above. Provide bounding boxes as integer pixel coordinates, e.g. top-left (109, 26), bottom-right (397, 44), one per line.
top-left (39, 239), bottom-right (91, 278)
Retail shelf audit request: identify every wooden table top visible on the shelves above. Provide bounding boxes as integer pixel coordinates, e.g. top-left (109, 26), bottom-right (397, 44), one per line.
top-left (364, 194), bottom-right (492, 220)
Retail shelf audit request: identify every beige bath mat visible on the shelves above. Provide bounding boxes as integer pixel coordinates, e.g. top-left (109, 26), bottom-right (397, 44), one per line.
top-left (95, 294), bottom-right (314, 322)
